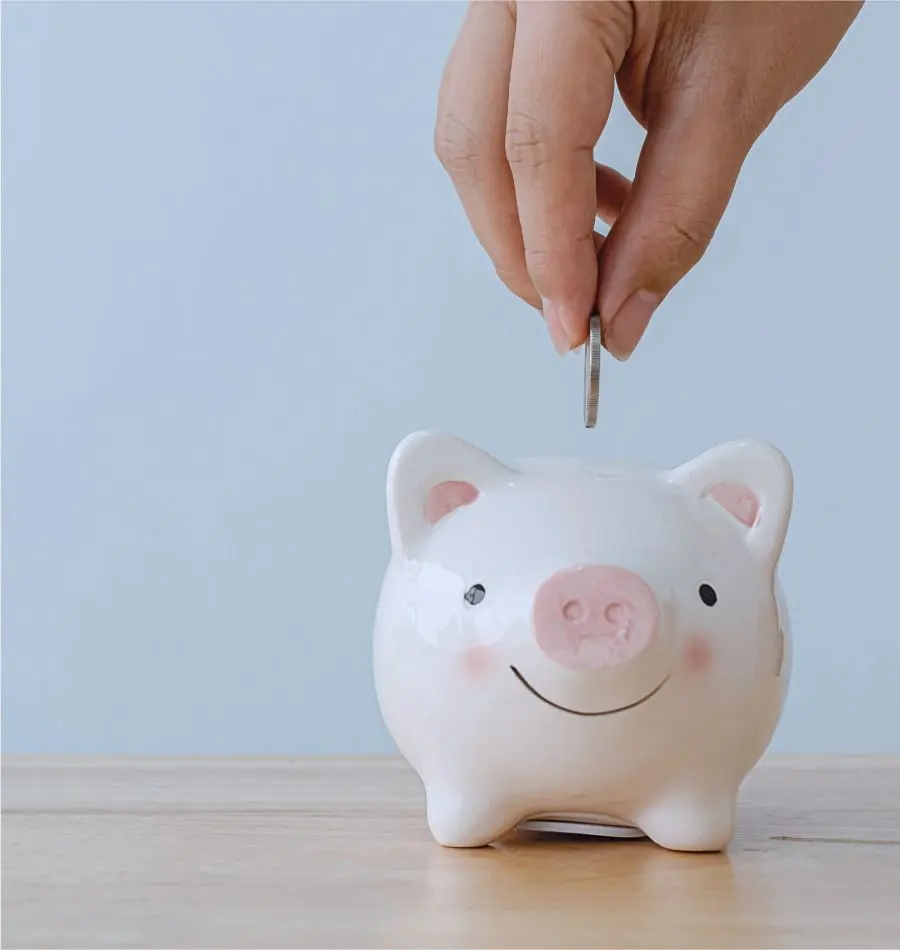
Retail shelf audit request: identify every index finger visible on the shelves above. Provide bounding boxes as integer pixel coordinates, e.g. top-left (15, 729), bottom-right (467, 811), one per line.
top-left (506, 2), bottom-right (632, 349)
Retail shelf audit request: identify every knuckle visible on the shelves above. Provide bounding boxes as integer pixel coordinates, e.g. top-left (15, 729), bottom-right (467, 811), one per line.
top-left (504, 110), bottom-right (551, 171)
top-left (524, 232), bottom-right (594, 285)
top-left (655, 206), bottom-right (717, 276)
top-left (433, 113), bottom-right (485, 188)
top-left (523, 245), bottom-right (555, 279)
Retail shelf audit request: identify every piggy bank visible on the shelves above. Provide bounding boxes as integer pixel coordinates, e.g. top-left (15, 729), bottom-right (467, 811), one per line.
top-left (373, 431), bottom-right (793, 852)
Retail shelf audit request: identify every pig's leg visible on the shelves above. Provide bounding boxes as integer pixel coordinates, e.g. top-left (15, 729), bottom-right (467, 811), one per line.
top-left (636, 788), bottom-right (737, 852)
top-left (424, 783), bottom-right (518, 847)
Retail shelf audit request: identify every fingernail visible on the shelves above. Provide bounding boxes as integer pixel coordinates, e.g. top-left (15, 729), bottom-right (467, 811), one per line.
top-left (556, 303), bottom-right (584, 346)
top-left (542, 299), bottom-right (572, 355)
top-left (606, 289), bottom-right (661, 360)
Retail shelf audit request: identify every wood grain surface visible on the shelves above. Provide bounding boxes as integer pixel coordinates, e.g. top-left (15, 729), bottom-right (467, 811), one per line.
top-left (3, 756), bottom-right (899, 949)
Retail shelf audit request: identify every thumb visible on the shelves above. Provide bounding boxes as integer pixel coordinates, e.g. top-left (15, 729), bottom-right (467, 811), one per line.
top-left (597, 107), bottom-right (752, 360)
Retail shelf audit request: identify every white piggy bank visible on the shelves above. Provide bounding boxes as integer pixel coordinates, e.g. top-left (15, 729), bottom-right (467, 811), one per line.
top-left (373, 431), bottom-right (793, 852)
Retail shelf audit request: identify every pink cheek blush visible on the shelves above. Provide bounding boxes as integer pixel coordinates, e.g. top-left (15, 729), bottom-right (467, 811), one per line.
top-left (459, 645), bottom-right (498, 680)
top-left (683, 635), bottom-right (713, 675)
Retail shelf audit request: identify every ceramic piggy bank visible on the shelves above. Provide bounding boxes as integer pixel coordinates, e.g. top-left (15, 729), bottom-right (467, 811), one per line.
top-left (373, 431), bottom-right (793, 852)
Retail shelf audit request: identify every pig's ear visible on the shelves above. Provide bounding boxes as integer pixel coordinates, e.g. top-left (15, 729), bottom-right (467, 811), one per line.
top-left (670, 440), bottom-right (793, 567)
top-left (386, 431), bottom-right (512, 558)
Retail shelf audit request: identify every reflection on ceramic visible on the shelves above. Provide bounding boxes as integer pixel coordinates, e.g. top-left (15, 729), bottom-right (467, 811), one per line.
top-left (373, 431), bottom-right (793, 852)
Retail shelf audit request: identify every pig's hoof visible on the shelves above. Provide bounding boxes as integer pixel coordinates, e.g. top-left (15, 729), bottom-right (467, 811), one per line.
top-left (637, 794), bottom-right (736, 852)
top-left (425, 789), bottom-right (514, 848)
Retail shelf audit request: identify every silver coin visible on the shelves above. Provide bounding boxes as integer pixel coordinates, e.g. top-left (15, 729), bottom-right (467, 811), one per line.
top-left (583, 313), bottom-right (601, 428)
top-left (518, 818), bottom-right (646, 839)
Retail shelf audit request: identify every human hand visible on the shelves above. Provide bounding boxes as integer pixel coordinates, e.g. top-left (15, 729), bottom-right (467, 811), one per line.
top-left (435, 1), bottom-right (862, 358)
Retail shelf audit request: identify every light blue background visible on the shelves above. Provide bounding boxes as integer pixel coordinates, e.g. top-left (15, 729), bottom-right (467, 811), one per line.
top-left (3, 2), bottom-right (898, 755)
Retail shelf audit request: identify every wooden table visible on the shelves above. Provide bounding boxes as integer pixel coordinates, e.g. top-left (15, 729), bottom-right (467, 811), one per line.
top-left (3, 757), bottom-right (899, 948)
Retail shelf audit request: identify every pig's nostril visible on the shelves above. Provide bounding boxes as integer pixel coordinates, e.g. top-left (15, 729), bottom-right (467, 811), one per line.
top-left (562, 599), bottom-right (585, 623)
top-left (605, 602), bottom-right (634, 640)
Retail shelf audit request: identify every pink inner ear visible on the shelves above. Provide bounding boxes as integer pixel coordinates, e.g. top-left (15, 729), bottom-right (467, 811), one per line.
top-left (424, 480), bottom-right (479, 525)
top-left (707, 482), bottom-right (760, 528)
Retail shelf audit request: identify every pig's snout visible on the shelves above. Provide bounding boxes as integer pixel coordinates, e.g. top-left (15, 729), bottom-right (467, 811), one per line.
top-left (533, 565), bottom-right (659, 671)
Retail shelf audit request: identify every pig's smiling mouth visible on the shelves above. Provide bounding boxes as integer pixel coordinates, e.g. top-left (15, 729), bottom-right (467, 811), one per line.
top-left (510, 666), bottom-right (669, 716)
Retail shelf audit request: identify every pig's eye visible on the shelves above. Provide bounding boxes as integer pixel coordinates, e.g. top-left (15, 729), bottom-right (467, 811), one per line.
top-left (698, 583), bottom-right (718, 607)
top-left (464, 583), bottom-right (486, 606)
